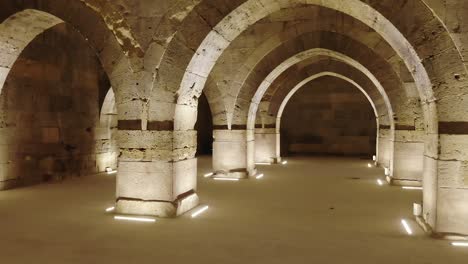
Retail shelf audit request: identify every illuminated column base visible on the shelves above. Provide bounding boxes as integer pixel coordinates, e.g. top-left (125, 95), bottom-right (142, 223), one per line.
top-left (116, 192), bottom-right (199, 217)
top-left (213, 129), bottom-right (256, 179)
top-left (390, 130), bottom-right (424, 186)
top-left (115, 158), bottom-right (199, 217)
top-left (0, 178), bottom-right (19, 190)
top-left (254, 128), bottom-right (279, 164)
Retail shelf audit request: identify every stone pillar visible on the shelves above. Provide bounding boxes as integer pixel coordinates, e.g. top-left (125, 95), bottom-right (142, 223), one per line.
top-left (390, 128), bottom-right (424, 186)
top-left (255, 128), bottom-right (280, 164)
top-left (377, 126), bottom-right (392, 170)
top-left (213, 129), bottom-right (256, 178)
top-left (426, 132), bottom-right (468, 235)
top-left (115, 124), bottom-right (199, 217)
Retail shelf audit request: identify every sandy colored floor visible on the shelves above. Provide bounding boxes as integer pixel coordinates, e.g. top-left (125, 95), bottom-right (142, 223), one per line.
top-left (0, 156), bottom-right (467, 263)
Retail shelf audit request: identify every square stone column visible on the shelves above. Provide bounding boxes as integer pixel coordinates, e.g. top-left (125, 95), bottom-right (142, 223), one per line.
top-left (114, 127), bottom-right (199, 217)
top-left (213, 129), bottom-right (257, 178)
top-left (377, 127), bottom-right (392, 170)
top-left (255, 128), bottom-right (280, 164)
top-left (391, 129), bottom-right (424, 186)
top-left (425, 134), bottom-right (468, 236)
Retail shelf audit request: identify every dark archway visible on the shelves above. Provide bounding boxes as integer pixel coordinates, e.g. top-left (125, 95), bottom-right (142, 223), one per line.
top-left (195, 93), bottom-right (213, 156)
top-left (281, 76), bottom-right (376, 157)
top-left (0, 23), bottom-right (112, 188)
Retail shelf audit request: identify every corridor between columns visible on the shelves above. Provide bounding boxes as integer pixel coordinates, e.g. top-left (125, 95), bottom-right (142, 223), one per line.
top-left (1, 156), bottom-right (466, 263)
top-left (2, 1), bottom-right (468, 261)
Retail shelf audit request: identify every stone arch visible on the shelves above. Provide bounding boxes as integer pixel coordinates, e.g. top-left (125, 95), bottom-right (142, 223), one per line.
top-left (173, 0), bottom-right (436, 141)
top-left (205, 11), bottom-right (414, 129)
top-left (0, 7), bottom-right (136, 119)
top-left (98, 88), bottom-right (119, 172)
top-left (274, 72), bottom-right (379, 160)
top-left (0, 7), bottom-right (134, 192)
top-left (245, 49), bottom-right (395, 174)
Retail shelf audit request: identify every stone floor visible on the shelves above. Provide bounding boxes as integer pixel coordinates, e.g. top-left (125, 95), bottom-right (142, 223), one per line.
top-left (0, 156), bottom-right (467, 263)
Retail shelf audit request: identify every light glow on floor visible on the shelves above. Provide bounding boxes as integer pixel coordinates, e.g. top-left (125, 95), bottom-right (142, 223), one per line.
top-left (105, 206), bottom-right (115, 212)
top-left (281, 161), bottom-right (288, 165)
top-left (107, 170), bottom-right (117, 175)
top-left (367, 163), bottom-right (372, 168)
top-left (402, 186), bottom-right (423, 190)
top-left (451, 242), bottom-right (468, 247)
top-left (377, 179), bottom-right (384, 186)
top-left (255, 162), bottom-right (271, 165)
top-left (191, 205), bottom-right (209, 218)
top-left (203, 172), bottom-right (214, 178)
top-left (213, 177), bottom-right (239, 181)
top-left (256, 174), bottom-right (264, 179)
top-left (114, 216), bottom-right (156, 222)
top-left (401, 219), bottom-right (413, 235)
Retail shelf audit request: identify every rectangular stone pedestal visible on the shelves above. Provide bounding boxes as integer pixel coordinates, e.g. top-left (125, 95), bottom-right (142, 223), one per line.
top-left (255, 128), bottom-right (278, 164)
top-left (213, 129), bottom-right (256, 178)
top-left (115, 158), bottom-right (198, 217)
top-left (116, 192), bottom-right (199, 217)
top-left (391, 130), bottom-right (424, 184)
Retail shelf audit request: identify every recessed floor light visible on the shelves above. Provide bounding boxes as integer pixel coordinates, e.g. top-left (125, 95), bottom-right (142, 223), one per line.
top-left (401, 219), bottom-right (413, 235)
top-left (203, 172), bottom-right (214, 178)
top-left (377, 179), bottom-right (383, 186)
top-left (213, 177), bottom-right (239, 181)
top-left (451, 242), bottom-right (468, 247)
top-left (256, 174), bottom-right (264, 179)
top-left (105, 206), bottom-right (115, 212)
top-left (255, 162), bottom-right (271, 165)
top-left (281, 161), bottom-right (288, 165)
top-left (191, 205), bottom-right (209, 218)
top-left (402, 186), bottom-right (423, 190)
top-left (367, 163), bottom-right (372, 168)
top-left (114, 216), bottom-right (156, 222)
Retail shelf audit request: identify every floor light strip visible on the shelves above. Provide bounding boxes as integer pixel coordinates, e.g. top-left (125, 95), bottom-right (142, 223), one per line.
top-left (255, 162), bottom-right (271, 165)
top-left (213, 177), bottom-right (239, 181)
top-left (402, 186), bottom-right (423, 190)
top-left (401, 219), bottom-right (413, 235)
top-left (451, 242), bottom-right (468, 247)
top-left (203, 172), bottom-right (214, 178)
top-left (105, 206), bottom-right (115, 212)
top-left (191, 205), bottom-right (209, 218)
top-left (256, 174), bottom-right (264, 179)
top-left (114, 216), bottom-right (156, 222)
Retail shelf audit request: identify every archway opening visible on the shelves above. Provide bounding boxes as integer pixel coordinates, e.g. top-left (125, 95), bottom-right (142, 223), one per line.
top-left (280, 76), bottom-right (376, 158)
top-left (195, 92), bottom-right (213, 156)
top-left (0, 22), bottom-right (114, 189)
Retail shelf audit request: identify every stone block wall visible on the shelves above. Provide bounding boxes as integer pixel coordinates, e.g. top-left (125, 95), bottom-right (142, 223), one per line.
top-left (0, 23), bottom-right (115, 189)
top-left (280, 76), bottom-right (376, 156)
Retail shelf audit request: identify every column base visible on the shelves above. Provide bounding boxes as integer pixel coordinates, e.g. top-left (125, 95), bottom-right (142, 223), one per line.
top-left (386, 176), bottom-right (422, 186)
top-left (115, 191), bottom-right (199, 218)
top-left (416, 215), bottom-right (468, 239)
top-left (213, 168), bottom-right (257, 179)
top-left (0, 179), bottom-right (20, 190)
